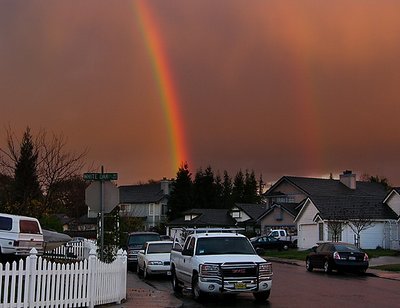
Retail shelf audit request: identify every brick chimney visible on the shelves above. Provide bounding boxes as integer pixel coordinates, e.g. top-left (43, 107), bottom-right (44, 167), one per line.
top-left (339, 170), bottom-right (356, 190)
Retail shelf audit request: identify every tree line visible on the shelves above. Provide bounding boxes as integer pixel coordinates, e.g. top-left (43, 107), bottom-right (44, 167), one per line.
top-left (167, 163), bottom-right (265, 220)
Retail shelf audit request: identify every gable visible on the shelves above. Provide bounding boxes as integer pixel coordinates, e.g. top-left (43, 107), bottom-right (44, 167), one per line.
top-left (294, 199), bottom-right (319, 224)
top-left (384, 189), bottom-right (400, 217)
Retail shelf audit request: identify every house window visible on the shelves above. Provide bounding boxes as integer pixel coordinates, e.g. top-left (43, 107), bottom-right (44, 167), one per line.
top-left (275, 208), bottom-right (283, 221)
top-left (232, 211), bottom-right (241, 218)
top-left (185, 214), bottom-right (198, 221)
top-left (149, 203), bottom-right (155, 215)
top-left (318, 223), bottom-right (324, 241)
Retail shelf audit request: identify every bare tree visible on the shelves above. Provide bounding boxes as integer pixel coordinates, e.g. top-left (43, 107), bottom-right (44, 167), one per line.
top-left (346, 203), bottom-right (376, 248)
top-left (0, 126), bottom-right (89, 213)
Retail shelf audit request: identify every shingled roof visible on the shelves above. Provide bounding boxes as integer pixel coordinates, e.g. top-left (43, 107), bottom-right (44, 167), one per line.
top-left (309, 195), bottom-right (398, 220)
top-left (119, 183), bottom-right (167, 203)
top-left (234, 203), bottom-right (268, 221)
top-left (272, 176), bottom-right (388, 198)
top-left (167, 208), bottom-right (237, 227)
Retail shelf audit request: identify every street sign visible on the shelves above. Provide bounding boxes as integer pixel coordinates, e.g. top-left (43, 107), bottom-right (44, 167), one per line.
top-left (83, 172), bottom-right (118, 181)
top-left (86, 181), bottom-right (119, 218)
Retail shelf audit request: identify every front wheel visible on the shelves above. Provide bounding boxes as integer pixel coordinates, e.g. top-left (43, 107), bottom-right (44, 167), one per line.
top-left (192, 274), bottom-right (205, 302)
top-left (324, 260), bottom-right (332, 273)
top-left (171, 268), bottom-right (182, 293)
top-left (306, 258), bottom-right (313, 272)
top-left (253, 290), bottom-right (270, 302)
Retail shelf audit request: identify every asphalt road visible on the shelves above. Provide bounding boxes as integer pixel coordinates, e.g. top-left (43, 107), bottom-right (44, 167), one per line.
top-left (130, 261), bottom-right (400, 308)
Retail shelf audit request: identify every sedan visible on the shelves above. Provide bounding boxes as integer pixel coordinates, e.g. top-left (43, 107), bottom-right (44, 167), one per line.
top-left (306, 242), bottom-right (369, 274)
top-left (251, 235), bottom-right (292, 251)
top-left (137, 241), bottom-right (173, 278)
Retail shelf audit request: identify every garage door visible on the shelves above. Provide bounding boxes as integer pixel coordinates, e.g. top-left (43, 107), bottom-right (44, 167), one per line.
top-left (298, 224), bottom-right (319, 250)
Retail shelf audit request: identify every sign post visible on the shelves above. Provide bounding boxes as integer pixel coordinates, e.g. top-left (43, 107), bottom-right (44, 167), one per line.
top-left (84, 167), bottom-right (118, 261)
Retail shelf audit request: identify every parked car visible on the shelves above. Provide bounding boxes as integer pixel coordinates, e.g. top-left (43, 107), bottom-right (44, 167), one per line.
top-left (137, 240), bottom-right (173, 278)
top-left (251, 235), bottom-right (292, 251)
top-left (0, 213), bottom-right (44, 257)
top-left (306, 242), bottom-right (369, 274)
top-left (126, 231), bottom-right (161, 268)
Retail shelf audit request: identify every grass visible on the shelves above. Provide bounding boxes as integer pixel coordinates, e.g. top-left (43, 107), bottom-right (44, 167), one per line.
top-left (370, 264), bottom-right (400, 272)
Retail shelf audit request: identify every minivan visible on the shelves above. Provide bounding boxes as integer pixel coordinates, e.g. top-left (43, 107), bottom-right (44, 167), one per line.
top-left (126, 231), bottom-right (161, 268)
top-left (0, 213), bottom-right (44, 256)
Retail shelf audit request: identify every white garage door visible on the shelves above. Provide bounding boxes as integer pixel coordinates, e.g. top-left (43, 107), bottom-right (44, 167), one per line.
top-left (298, 224), bottom-right (319, 250)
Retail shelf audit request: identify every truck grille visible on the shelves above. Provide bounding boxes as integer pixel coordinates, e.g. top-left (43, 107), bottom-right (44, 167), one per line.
top-left (221, 262), bottom-right (258, 278)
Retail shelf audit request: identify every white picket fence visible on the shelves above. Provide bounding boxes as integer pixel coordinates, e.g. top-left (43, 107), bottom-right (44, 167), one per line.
top-left (44, 240), bottom-right (98, 261)
top-left (0, 248), bottom-right (127, 307)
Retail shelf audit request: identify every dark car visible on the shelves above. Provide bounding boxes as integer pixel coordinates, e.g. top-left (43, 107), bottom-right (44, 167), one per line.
top-left (126, 231), bottom-right (161, 268)
top-left (306, 242), bottom-right (369, 274)
top-left (251, 235), bottom-right (292, 251)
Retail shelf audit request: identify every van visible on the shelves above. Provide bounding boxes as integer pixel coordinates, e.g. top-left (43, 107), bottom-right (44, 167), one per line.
top-left (126, 231), bottom-right (161, 268)
top-left (0, 213), bottom-right (44, 256)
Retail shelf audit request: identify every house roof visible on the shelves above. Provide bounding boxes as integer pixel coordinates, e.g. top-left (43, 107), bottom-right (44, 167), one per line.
top-left (265, 176), bottom-right (388, 198)
top-left (119, 183), bottom-right (167, 203)
top-left (309, 195), bottom-right (398, 220)
top-left (258, 202), bottom-right (300, 220)
top-left (167, 208), bottom-right (237, 227)
top-left (234, 203), bottom-right (268, 221)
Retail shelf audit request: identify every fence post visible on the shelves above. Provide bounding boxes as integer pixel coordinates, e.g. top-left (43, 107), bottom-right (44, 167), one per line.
top-left (87, 249), bottom-right (97, 308)
top-left (27, 248), bottom-right (38, 308)
top-left (121, 250), bottom-right (127, 302)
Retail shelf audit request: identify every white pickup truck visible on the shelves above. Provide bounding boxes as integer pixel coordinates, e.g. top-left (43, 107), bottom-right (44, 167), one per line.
top-left (170, 230), bottom-right (273, 302)
top-left (269, 229), bottom-right (298, 247)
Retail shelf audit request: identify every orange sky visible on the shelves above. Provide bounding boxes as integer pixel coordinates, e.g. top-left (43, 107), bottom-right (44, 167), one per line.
top-left (1, 1), bottom-right (400, 186)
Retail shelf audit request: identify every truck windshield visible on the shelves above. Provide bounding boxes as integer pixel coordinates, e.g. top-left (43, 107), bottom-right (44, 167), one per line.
top-left (196, 237), bottom-right (256, 255)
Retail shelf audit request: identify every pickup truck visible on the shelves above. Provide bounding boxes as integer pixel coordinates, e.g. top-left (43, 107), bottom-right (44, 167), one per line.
top-left (170, 231), bottom-right (273, 302)
top-left (268, 229), bottom-right (298, 247)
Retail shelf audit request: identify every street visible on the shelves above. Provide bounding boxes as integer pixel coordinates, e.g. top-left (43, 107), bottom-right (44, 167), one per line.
top-left (128, 261), bottom-right (400, 308)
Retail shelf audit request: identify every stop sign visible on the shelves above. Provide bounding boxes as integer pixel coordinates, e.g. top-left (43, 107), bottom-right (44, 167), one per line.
top-left (85, 181), bottom-right (119, 218)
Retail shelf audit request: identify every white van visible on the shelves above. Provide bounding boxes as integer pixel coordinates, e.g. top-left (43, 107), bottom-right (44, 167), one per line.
top-left (0, 213), bottom-right (44, 256)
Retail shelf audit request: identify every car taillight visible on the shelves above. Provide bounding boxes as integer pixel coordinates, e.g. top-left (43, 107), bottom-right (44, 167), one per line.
top-left (333, 251), bottom-right (340, 260)
top-left (364, 253), bottom-right (369, 262)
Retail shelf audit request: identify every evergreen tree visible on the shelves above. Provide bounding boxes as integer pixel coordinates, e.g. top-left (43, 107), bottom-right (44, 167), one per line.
top-left (193, 166), bottom-right (217, 208)
top-left (243, 170), bottom-right (260, 203)
top-left (214, 172), bottom-right (224, 208)
top-left (167, 163), bottom-right (193, 220)
top-left (12, 127), bottom-right (43, 216)
top-left (232, 170), bottom-right (245, 203)
top-left (221, 170), bottom-right (233, 208)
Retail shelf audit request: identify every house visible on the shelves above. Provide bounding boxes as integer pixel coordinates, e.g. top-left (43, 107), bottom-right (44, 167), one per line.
top-left (119, 180), bottom-right (172, 230)
top-left (257, 202), bottom-right (301, 235)
top-left (229, 203), bottom-right (268, 235)
top-left (166, 208), bottom-right (238, 238)
top-left (264, 170), bottom-right (398, 250)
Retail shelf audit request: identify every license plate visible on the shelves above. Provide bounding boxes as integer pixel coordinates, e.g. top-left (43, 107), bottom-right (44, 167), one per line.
top-left (234, 282), bottom-right (247, 289)
top-left (349, 256), bottom-right (356, 260)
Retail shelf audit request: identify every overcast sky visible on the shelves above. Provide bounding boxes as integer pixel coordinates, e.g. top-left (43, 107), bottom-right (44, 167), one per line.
top-left (1, 1), bottom-right (400, 187)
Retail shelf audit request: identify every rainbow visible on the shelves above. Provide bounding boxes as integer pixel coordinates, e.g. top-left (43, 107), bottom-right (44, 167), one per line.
top-left (132, 0), bottom-right (189, 174)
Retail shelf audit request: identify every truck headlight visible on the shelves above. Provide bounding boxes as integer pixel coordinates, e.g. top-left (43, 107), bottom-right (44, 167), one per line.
top-left (200, 264), bottom-right (220, 276)
top-left (259, 263), bottom-right (273, 275)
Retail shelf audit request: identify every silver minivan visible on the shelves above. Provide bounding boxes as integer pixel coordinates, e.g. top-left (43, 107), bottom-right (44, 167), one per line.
top-left (0, 213), bottom-right (44, 256)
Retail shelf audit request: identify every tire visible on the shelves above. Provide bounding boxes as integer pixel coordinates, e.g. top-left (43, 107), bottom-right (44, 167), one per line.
top-left (143, 264), bottom-right (149, 279)
top-left (253, 290), bottom-right (270, 302)
top-left (324, 260), bottom-right (332, 273)
top-left (306, 258), bottom-right (313, 272)
top-left (171, 267), bottom-right (182, 293)
top-left (192, 274), bottom-right (205, 301)
top-left (136, 263), bottom-right (143, 277)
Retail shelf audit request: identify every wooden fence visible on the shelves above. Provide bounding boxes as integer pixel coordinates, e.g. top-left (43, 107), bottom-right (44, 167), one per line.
top-left (0, 248), bottom-right (127, 307)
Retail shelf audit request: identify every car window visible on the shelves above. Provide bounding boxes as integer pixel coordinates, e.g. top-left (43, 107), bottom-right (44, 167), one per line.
top-left (147, 243), bottom-right (172, 254)
top-left (316, 244), bottom-right (325, 253)
top-left (20, 220), bottom-right (40, 234)
top-left (334, 244), bottom-right (361, 252)
top-left (0, 217), bottom-right (12, 231)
